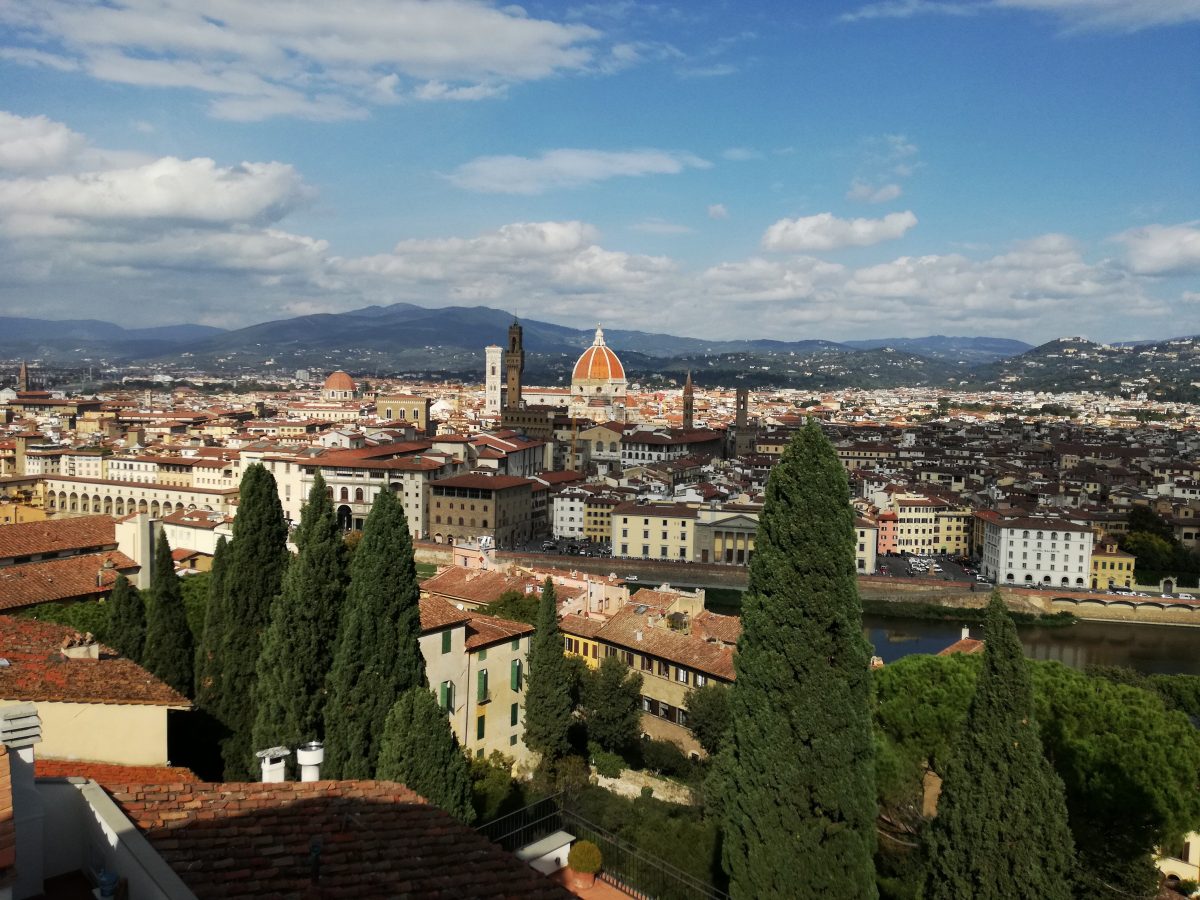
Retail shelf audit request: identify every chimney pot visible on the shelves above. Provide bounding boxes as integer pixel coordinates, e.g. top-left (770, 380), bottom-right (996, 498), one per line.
top-left (255, 746), bottom-right (291, 783)
top-left (296, 741), bottom-right (324, 782)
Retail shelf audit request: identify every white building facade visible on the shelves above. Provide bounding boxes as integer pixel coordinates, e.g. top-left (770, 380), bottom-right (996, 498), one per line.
top-left (978, 513), bottom-right (1094, 588)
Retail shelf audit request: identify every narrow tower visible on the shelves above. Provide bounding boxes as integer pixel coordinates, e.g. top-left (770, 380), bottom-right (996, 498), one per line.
top-left (17, 360), bottom-right (28, 393)
top-left (682, 371), bottom-right (694, 431)
top-left (504, 321), bottom-right (524, 410)
top-left (734, 387), bottom-right (754, 457)
top-left (484, 345), bottom-right (503, 416)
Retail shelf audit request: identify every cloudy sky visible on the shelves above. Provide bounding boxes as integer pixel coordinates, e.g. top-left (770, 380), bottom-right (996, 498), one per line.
top-left (0, 0), bottom-right (1197, 343)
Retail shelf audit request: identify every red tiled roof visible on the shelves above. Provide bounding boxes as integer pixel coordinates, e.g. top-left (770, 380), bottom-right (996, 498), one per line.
top-left (0, 515), bottom-right (115, 558)
top-left (0, 551), bottom-right (140, 611)
top-left (105, 781), bottom-right (573, 900)
top-left (418, 596), bottom-right (474, 633)
top-left (432, 474), bottom-right (531, 490)
top-left (465, 611), bottom-right (534, 651)
top-left (563, 605), bottom-right (736, 681)
top-left (421, 568), bottom-right (542, 608)
top-left (938, 638), bottom-right (985, 656)
top-left (0, 618), bottom-right (189, 706)
top-left (35, 760), bottom-right (199, 785)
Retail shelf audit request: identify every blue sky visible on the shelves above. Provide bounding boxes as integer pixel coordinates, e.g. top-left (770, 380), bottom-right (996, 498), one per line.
top-left (0, 0), bottom-right (1197, 343)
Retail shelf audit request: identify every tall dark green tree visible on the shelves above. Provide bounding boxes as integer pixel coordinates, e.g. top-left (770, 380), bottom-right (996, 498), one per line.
top-left (194, 534), bottom-right (228, 700)
top-left (376, 686), bottom-right (474, 823)
top-left (106, 573), bottom-right (145, 662)
top-left (720, 420), bottom-right (878, 898)
top-left (683, 682), bottom-right (731, 758)
top-left (142, 530), bottom-right (194, 696)
top-left (583, 654), bottom-right (643, 755)
top-left (203, 464), bottom-right (290, 780)
top-left (922, 593), bottom-right (1076, 899)
top-left (522, 578), bottom-right (573, 761)
top-left (252, 473), bottom-right (348, 757)
top-left (323, 489), bottom-right (424, 779)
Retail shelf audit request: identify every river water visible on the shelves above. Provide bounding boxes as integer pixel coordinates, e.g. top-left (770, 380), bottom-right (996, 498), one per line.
top-left (864, 614), bottom-right (1200, 675)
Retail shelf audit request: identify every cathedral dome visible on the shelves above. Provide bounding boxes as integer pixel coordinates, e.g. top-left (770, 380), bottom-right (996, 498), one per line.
top-left (572, 327), bottom-right (625, 382)
top-left (323, 370), bottom-right (355, 393)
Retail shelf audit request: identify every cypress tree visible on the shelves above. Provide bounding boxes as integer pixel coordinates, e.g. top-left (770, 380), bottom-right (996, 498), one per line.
top-left (323, 489), bottom-right (424, 779)
top-left (921, 593), bottom-right (1076, 899)
top-left (377, 687), bottom-right (474, 823)
top-left (194, 534), bottom-right (228, 701)
top-left (209, 464), bottom-right (290, 780)
top-left (583, 654), bottom-right (643, 755)
top-left (522, 577), bottom-right (573, 761)
top-left (106, 573), bottom-right (145, 662)
top-left (252, 473), bottom-right (348, 757)
top-left (142, 530), bottom-right (194, 696)
top-left (720, 420), bottom-right (878, 898)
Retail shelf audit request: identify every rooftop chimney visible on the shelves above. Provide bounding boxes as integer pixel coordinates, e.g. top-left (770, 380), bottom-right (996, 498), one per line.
top-left (1, 703), bottom-right (44, 900)
top-left (296, 741), bottom-right (324, 782)
top-left (61, 633), bottom-right (100, 660)
top-left (256, 746), bottom-right (291, 783)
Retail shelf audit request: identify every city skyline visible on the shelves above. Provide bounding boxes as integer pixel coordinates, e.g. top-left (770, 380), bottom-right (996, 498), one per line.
top-left (0, 0), bottom-right (1197, 342)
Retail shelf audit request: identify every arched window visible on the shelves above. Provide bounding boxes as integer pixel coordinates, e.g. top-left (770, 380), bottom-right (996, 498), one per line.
top-left (482, 519), bottom-right (489, 528)
top-left (1064, 533), bottom-right (1071, 542)
top-left (1024, 574), bottom-right (1032, 582)
top-left (1037, 531), bottom-right (1044, 540)
top-left (354, 488), bottom-right (364, 503)
top-left (1051, 532), bottom-right (1058, 541)
top-left (1023, 530), bottom-right (1029, 539)
top-left (458, 517), bottom-right (464, 526)
top-left (340, 487), bottom-right (349, 501)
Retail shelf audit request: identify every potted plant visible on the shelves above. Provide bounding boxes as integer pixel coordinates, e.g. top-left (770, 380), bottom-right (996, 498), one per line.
top-left (567, 839), bottom-right (602, 890)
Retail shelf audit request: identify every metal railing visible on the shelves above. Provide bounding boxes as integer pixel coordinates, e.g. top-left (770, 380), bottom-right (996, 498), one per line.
top-left (477, 794), bottom-right (729, 900)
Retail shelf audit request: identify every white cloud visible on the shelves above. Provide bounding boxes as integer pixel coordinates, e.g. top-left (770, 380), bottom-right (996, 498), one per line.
top-left (841, 0), bottom-right (1200, 30)
top-left (0, 114), bottom-right (1188, 341)
top-left (846, 179), bottom-right (903, 203)
top-left (707, 203), bottom-right (729, 220)
top-left (631, 218), bottom-right (693, 235)
top-left (447, 148), bottom-right (710, 194)
top-left (1114, 221), bottom-right (1200, 275)
top-left (0, 111), bottom-right (88, 170)
top-left (722, 147), bottom-right (763, 161)
top-left (840, 0), bottom-right (976, 22)
top-left (0, 0), bottom-right (605, 120)
top-left (763, 211), bottom-right (919, 252)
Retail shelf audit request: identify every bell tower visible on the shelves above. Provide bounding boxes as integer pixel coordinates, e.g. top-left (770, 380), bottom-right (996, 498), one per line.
top-left (504, 321), bottom-right (524, 410)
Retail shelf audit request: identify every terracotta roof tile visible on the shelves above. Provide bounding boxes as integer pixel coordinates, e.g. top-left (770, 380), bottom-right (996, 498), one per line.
top-left (35, 760), bottom-right (199, 785)
top-left (563, 606), bottom-right (736, 681)
top-left (0, 515), bottom-right (115, 559)
top-left (0, 617), bottom-right (190, 706)
top-left (464, 612), bottom-right (534, 651)
top-left (104, 780), bottom-right (573, 900)
top-left (0, 551), bottom-right (140, 611)
top-left (418, 596), bottom-right (473, 633)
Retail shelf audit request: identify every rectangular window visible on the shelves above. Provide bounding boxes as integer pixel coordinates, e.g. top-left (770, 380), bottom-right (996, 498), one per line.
top-left (478, 647), bottom-right (487, 662)
top-left (477, 669), bottom-right (489, 703)
top-left (509, 734), bottom-right (518, 746)
top-left (476, 715), bottom-right (486, 741)
top-left (591, 644), bottom-right (599, 659)
top-left (675, 667), bottom-right (690, 685)
top-left (510, 702), bottom-right (519, 727)
top-left (511, 637), bottom-right (520, 650)
top-left (439, 680), bottom-right (455, 712)
top-left (441, 630), bottom-right (452, 654)
top-left (695, 674), bottom-right (707, 687)
top-left (658, 659), bottom-right (670, 677)
top-left (511, 658), bottom-right (522, 691)
top-left (641, 654), bottom-right (652, 671)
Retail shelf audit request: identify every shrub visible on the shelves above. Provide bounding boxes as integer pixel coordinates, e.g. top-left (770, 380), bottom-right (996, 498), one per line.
top-left (640, 737), bottom-right (690, 777)
top-left (589, 742), bottom-right (625, 778)
top-left (568, 840), bottom-right (602, 875)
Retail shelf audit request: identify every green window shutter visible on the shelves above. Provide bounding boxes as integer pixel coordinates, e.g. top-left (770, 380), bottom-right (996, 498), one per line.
top-left (510, 658), bottom-right (522, 691)
top-left (476, 714), bottom-right (486, 740)
top-left (439, 681), bottom-right (449, 710)
top-left (510, 702), bottom-right (519, 727)
top-left (478, 646), bottom-right (487, 662)
top-left (477, 668), bottom-right (488, 703)
top-left (447, 681), bottom-right (455, 712)
top-left (441, 630), bottom-right (451, 654)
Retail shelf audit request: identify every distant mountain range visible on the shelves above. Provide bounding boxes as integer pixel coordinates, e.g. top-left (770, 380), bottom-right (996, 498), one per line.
top-left (1, 305), bottom-right (1196, 399)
